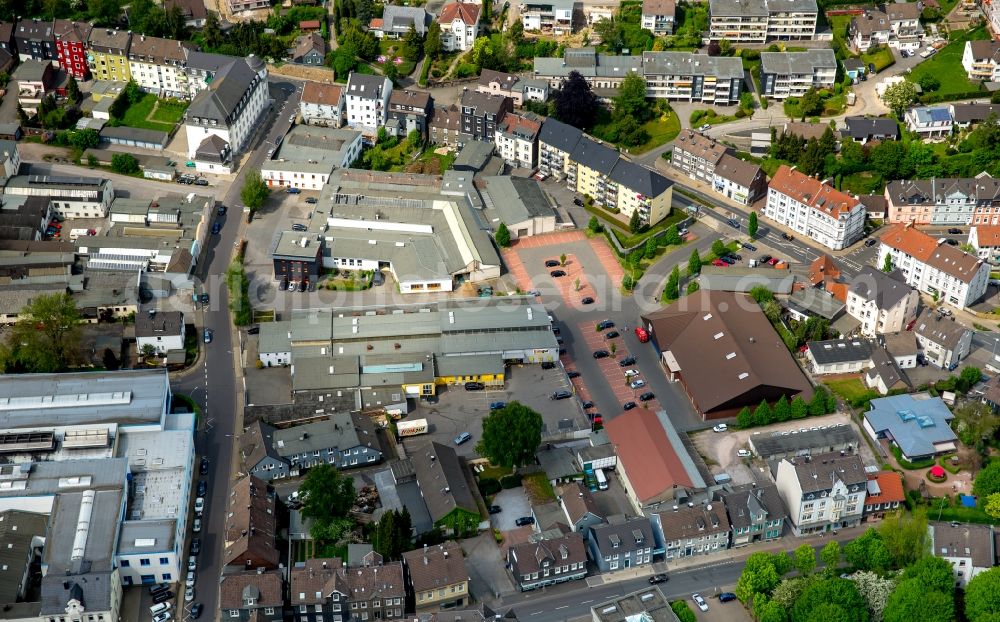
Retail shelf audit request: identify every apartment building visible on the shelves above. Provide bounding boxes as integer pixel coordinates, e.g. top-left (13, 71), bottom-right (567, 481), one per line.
top-left (439, 1), bottom-right (481, 51)
top-left (652, 503), bottom-right (731, 560)
top-left (53, 20), bottom-right (92, 79)
top-left (507, 534), bottom-right (588, 592)
top-left (963, 40), bottom-right (1000, 81)
top-left (641, 0), bottom-right (676, 34)
top-left (13, 18), bottom-right (55, 63)
top-left (775, 452), bottom-right (868, 535)
top-left (913, 307), bottom-right (973, 369)
top-left (969, 225), bottom-right (1000, 262)
top-left (878, 222), bottom-right (991, 309)
top-left (587, 517), bottom-right (655, 573)
top-left (764, 165), bottom-right (866, 250)
top-left (887, 2), bottom-right (922, 39)
top-left (641, 51), bottom-right (744, 104)
top-left (477, 69), bottom-right (549, 106)
top-left (670, 130), bottom-right (766, 205)
top-left (495, 112), bottom-right (542, 169)
top-left (533, 47), bottom-right (643, 99)
top-left (708, 0), bottom-right (818, 43)
top-left (128, 35), bottom-right (191, 98)
top-left (928, 522), bottom-right (996, 589)
top-left (87, 28), bottom-right (132, 82)
top-left (719, 484), bottom-right (787, 547)
top-left (228, 0), bottom-right (271, 12)
top-left (759, 49), bottom-right (837, 100)
top-left (300, 82), bottom-right (344, 127)
top-left (845, 266), bottom-right (920, 336)
top-left (460, 91), bottom-right (512, 141)
top-left (402, 542), bottom-right (469, 611)
top-left (288, 558), bottom-right (407, 622)
top-left (522, 0), bottom-right (577, 34)
top-left (885, 177), bottom-right (1000, 225)
top-left (344, 73), bottom-right (393, 140)
top-left (849, 10), bottom-right (890, 52)
top-left (388, 89), bottom-right (433, 138)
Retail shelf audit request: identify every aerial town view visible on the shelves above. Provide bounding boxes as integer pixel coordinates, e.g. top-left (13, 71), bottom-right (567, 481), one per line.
top-left (7, 0), bottom-right (1000, 619)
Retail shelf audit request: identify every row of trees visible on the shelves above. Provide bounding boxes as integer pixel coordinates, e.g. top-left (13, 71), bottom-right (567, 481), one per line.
top-left (0, 0), bottom-right (123, 26)
top-left (735, 389), bottom-right (835, 429)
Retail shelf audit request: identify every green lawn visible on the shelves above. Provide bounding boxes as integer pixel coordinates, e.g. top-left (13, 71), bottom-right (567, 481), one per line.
top-left (149, 99), bottom-right (188, 124)
top-left (119, 93), bottom-right (184, 132)
top-left (783, 93), bottom-right (846, 119)
top-left (690, 108), bottom-right (738, 127)
top-left (841, 171), bottom-right (885, 195)
top-left (861, 46), bottom-right (895, 72)
top-left (825, 378), bottom-right (873, 403)
top-left (627, 111), bottom-right (682, 154)
top-left (908, 27), bottom-right (990, 96)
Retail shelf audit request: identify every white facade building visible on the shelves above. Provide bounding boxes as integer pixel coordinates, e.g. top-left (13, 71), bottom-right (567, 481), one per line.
top-left (764, 165), bottom-right (866, 250)
top-left (299, 82), bottom-right (344, 127)
top-left (344, 73), bottom-right (393, 140)
top-left (845, 267), bottom-right (920, 337)
top-left (774, 452), bottom-right (867, 536)
top-left (494, 112), bottom-right (542, 169)
top-left (439, 1), bottom-right (481, 52)
top-left (127, 35), bottom-right (190, 99)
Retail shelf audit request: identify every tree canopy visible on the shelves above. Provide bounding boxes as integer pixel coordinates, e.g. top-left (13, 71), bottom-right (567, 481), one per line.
top-left (968, 567), bottom-right (1000, 622)
top-left (241, 171), bottom-right (270, 212)
top-left (790, 578), bottom-right (868, 622)
top-left (974, 460), bottom-right (1000, 498)
top-left (475, 401), bottom-right (543, 468)
top-left (300, 463), bottom-right (357, 546)
top-left (556, 71), bottom-right (598, 130)
top-left (0, 292), bottom-right (81, 373)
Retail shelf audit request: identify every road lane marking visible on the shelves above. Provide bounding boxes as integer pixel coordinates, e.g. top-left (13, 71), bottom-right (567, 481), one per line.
top-left (555, 606), bottom-right (568, 610)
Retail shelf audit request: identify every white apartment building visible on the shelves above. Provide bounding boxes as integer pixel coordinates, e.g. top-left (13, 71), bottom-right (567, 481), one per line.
top-left (963, 40), bottom-right (1000, 82)
top-left (639, 52), bottom-right (744, 105)
top-left (759, 49), bottom-right (837, 100)
top-left (774, 452), bottom-right (868, 536)
top-left (878, 222), bottom-right (991, 309)
top-left (299, 82), bottom-right (344, 127)
top-left (641, 0), bottom-right (676, 35)
top-left (845, 266), bottom-right (920, 336)
top-left (261, 126), bottom-right (363, 190)
top-left (136, 310), bottom-right (186, 354)
top-left (522, 0), bottom-right (576, 34)
top-left (495, 112), bottom-right (542, 169)
top-left (764, 165), bottom-right (866, 250)
top-left (344, 73), bottom-right (393, 140)
top-left (127, 35), bottom-right (190, 99)
top-left (849, 10), bottom-right (890, 52)
top-left (708, 0), bottom-right (818, 43)
top-left (670, 129), bottom-right (767, 205)
top-left (439, 1), bottom-right (481, 52)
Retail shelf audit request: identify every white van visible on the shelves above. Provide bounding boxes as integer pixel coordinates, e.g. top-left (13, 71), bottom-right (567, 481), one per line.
top-left (150, 602), bottom-right (171, 616)
top-left (595, 468), bottom-right (609, 490)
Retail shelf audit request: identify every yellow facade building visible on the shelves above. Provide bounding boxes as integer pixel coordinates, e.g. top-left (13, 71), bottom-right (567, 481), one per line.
top-left (87, 28), bottom-right (132, 82)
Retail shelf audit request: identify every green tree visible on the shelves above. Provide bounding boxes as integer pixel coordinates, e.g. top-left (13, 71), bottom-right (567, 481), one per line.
top-left (820, 540), bottom-right (841, 573)
top-left (665, 224), bottom-right (681, 245)
top-left (299, 462), bottom-right (357, 524)
top-left (750, 285), bottom-right (775, 304)
top-left (773, 395), bottom-right (792, 422)
top-left (791, 395), bottom-right (809, 419)
top-left (882, 81), bottom-right (918, 118)
top-left (757, 600), bottom-right (788, 622)
top-left (241, 171), bottom-right (270, 212)
top-left (735, 552), bottom-right (784, 603)
top-left (383, 59), bottom-right (399, 82)
top-left (560, 253), bottom-right (567, 266)
top-left (0, 292), bottom-right (81, 373)
top-left (644, 237), bottom-right (658, 260)
top-left (960, 365), bottom-right (984, 393)
top-left (974, 460), bottom-right (1000, 497)
top-left (424, 21), bottom-right (442, 58)
top-left (588, 216), bottom-right (603, 233)
top-left (66, 75), bottom-right (81, 103)
top-left (16, 103), bottom-right (29, 125)
top-left (614, 73), bottom-right (649, 122)
top-left (226, 259), bottom-right (253, 326)
top-left (629, 209), bottom-right (642, 233)
top-left (809, 386), bottom-right (829, 416)
top-left (556, 71), bottom-right (598, 129)
top-left (712, 239), bottom-right (727, 257)
top-left (967, 567), bottom-right (1000, 622)
top-left (799, 88), bottom-right (823, 117)
top-left (884, 580), bottom-right (952, 622)
top-left (748, 211), bottom-right (759, 237)
top-left (740, 90), bottom-right (755, 113)
top-left (876, 509), bottom-right (927, 568)
top-left (495, 222), bottom-right (511, 247)
top-left (882, 253), bottom-right (893, 273)
top-left (737, 406), bottom-right (752, 428)
top-left (899, 555), bottom-right (955, 594)
top-left (790, 578), bottom-right (868, 622)
top-left (475, 401), bottom-right (543, 468)
top-left (793, 543), bottom-right (817, 576)
top-left (370, 508), bottom-right (412, 560)
top-left (664, 265), bottom-right (680, 301)
top-left (985, 492), bottom-right (1000, 518)
top-left (688, 248), bottom-right (701, 276)
top-left (70, 129), bottom-right (100, 151)
top-left (204, 11), bottom-right (223, 47)
top-left (844, 529), bottom-right (891, 572)
top-left (110, 153), bottom-right (139, 174)
top-left (102, 347), bottom-right (120, 371)
top-left (140, 343), bottom-right (157, 360)
top-left (752, 399), bottom-right (773, 426)
top-left (686, 280), bottom-right (699, 295)
top-left (90, 0), bottom-right (123, 25)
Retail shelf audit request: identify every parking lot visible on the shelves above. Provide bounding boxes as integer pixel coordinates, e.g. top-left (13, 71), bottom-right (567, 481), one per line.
top-left (490, 488), bottom-right (533, 531)
top-left (576, 319), bottom-right (661, 413)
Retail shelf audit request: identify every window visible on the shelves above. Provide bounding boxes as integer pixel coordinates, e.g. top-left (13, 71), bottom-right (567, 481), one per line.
top-left (120, 560), bottom-right (130, 567)
top-left (159, 557), bottom-right (169, 565)
top-left (140, 559), bottom-right (151, 567)
top-left (230, 612), bottom-right (240, 618)
top-left (265, 609), bottom-right (274, 615)
top-left (162, 574), bottom-right (171, 581)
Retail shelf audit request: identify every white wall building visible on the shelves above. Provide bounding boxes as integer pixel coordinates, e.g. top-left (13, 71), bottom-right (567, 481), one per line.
top-left (963, 40), bottom-right (1000, 81)
top-left (929, 523), bottom-right (996, 589)
top-left (439, 1), bottom-right (481, 52)
top-left (3, 175), bottom-right (114, 219)
top-left (759, 49), bottom-right (837, 100)
top-left (261, 126), bottom-right (363, 190)
top-left (765, 165), bottom-right (866, 250)
top-left (494, 112), bottom-right (541, 170)
top-left (774, 452), bottom-right (867, 536)
top-left (127, 35), bottom-right (190, 99)
top-left (299, 82), bottom-right (344, 127)
top-left (845, 266), bottom-right (920, 336)
top-left (135, 310), bottom-right (186, 354)
top-left (344, 73), bottom-right (393, 140)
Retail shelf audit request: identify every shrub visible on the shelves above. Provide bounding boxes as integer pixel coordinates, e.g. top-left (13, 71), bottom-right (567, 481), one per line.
top-left (478, 478), bottom-right (501, 495)
top-left (500, 474), bottom-right (523, 489)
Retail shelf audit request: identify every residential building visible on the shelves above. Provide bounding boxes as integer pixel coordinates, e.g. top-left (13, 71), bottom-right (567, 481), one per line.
top-left (219, 570), bottom-right (284, 622)
top-left (885, 176), bottom-right (1000, 226)
top-left (653, 503), bottom-right (730, 559)
top-left (590, 588), bottom-right (679, 622)
top-left (460, 91), bottom-right (512, 142)
top-left (411, 442), bottom-right (480, 535)
top-left (859, 193), bottom-right (888, 219)
top-left (929, 522), bottom-right (996, 588)
top-left (429, 104), bottom-right (465, 147)
top-left (477, 69), bottom-right (549, 106)
top-left (809, 254), bottom-right (848, 301)
top-left (439, 2), bottom-right (481, 51)
top-left (759, 49), bottom-right (837, 99)
top-left (479, 176), bottom-right (558, 239)
top-left (136, 310), bottom-right (185, 355)
top-left (558, 481), bottom-right (604, 536)
top-left (969, 225), bottom-right (1000, 261)
top-left (863, 394), bottom-right (958, 461)
top-left (604, 408), bottom-right (705, 512)
top-left (224, 475), bottom-right (280, 569)
top-left (863, 471), bottom-right (905, 520)
top-left (878, 222), bottom-right (990, 308)
top-left (388, 89), bottom-right (432, 138)
top-left (507, 534), bottom-right (588, 592)
top-left (885, 330), bottom-right (919, 369)
top-left (13, 19), bottom-right (55, 63)
top-left (291, 32), bottom-right (327, 65)
top-left (963, 40), bottom-right (1000, 82)
top-left (849, 10), bottom-right (890, 51)
top-left (289, 558), bottom-right (407, 622)
top-left (588, 517), bottom-right (655, 573)
top-left (53, 20), bottom-right (92, 79)
top-left (164, 0), bottom-right (208, 27)
top-left (240, 414), bottom-right (383, 481)
top-left (11, 60), bottom-right (55, 116)
top-left (300, 82), bottom-right (344, 127)
top-left (775, 451), bottom-right (868, 535)
top-left (640, 290), bottom-right (814, 419)
top-left (184, 54), bottom-right (269, 170)
top-left (950, 103), bottom-right (1000, 130)
top-left (494, 112), bottom-right (542, 169)
top-left (765, 165), bottom-right (866, 250)
top-left (522, 0), bottom-right (577, 34)
top-left (641, 0), bottom-right (676, 34)
top-left (843, 116), bottom-right (900, 144)
top-left (913, 308), bottom-right (973, 368)
top-left (720, 484), bottom-right (786, 546)
top-left (887, 2), bottom-right (921, 36)
top-left (370, 5), bottom-right (429, 38)
top-left (344, 73), bottom-right (393, 139)
top-left (806, 338), bottom-right (875, 374)
top-left (642, 52), bottom-right (744, 104)
top-left (87, 28), bottom-right (132, 82)
top-left (402, 542), bottom-right (469, 611)
top-left (261, 125), bottom-right (363, 190)
top-left (227, 0), bottom-right (271, 12)
top-left (0, 21), bottom-right (13, 57)
top-left (845, 266), bottom-right (920, 336)
top-left (905, 106), bottom-right (953, 139)
top-left (128, 35), bottom-right (191, 98)
top-left (670, 130), bottom-right (767, 205)
top-left (708, 0), bottom-right (818, 43)
top-left (533, 47), bottom-right (643, 100)
top-left (3, 174), bottom-right (114, 219)
top-left (865, 345), bottom-right (911, 395)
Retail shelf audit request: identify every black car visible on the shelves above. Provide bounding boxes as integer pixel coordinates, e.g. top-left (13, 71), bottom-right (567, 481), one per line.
top-left (305, 197), bottom-right (318, 204)
top-left (597, 320), bottom-right (615, 330)
top-left (515, 516), bottom-right (535, 526)
top-left (550, 270), bottom-right (567, 277)
top-left (199, 457), bottom-right (209, 475)
top-left (782, 232), bottom-right (794, 241)
top-left (149, 584), bottom-right (169, 596)
top-left (551, 390), bottom-right (573, 400)
top-left (218, 205), bottom-right (227, 216)
top-left (619, 356), bottom-right (636, 367)
top-left (556, 337), bottom-right (564, 345)
top-left (488, 505), bottom-right (502, 514)
top-left (593, 349), bottom-right (610, 359)
top-left (581, 400), bottom-right (595, 410)
top-left (728, 219), bottom-right (740, 229)
top-left (944, 238), bottom-right (958, 245)
top-left (865, 238), bottom-right (878, 247)
top-left (758, 255), bottom-right (772, 264)
top-left (464, 381), bottom-right (485, 391)
top-left (730, 254), bottom-right (742, 261)
top-left (718, 592), bottom-right (737, 603)
top-left (948, 228), bottom-right (963, 234)
top-left (868, 62), bottom-right (876, 74)
top-left (605, 331), bottom-right (620, 339)
top-left (191, 538), bottom-right (201, 555)
top-left (581, 296), bottom-right (595, 304)
top-left (639, 391), bottom-right (655, 401)
top-left (199, 293), bottom-right (209, 304)
top-left (197, 480), bottom-right (207, 496)
top-left (545, 259), bottom-right (561, 267)
top-left (719, 256), bottom-right (736, 265)
top-left (541, 361), bottom-right (556, 370)
top-left (623, 401), bottom-right (637, 411)
top-left (191, 604), bottom-right (204, 620)
top-left (567, 371), bottom-right (581, 378)
top-left (152, 591), bottom-right (173, 604)
top-left (248, 325), bottom-right (260, 335)
top-left (742, 243), bottom-right (757, 251)
top-left (649, 574), bottom-right (669, 585)
top-left (573, 198), bottom-right (584, 206)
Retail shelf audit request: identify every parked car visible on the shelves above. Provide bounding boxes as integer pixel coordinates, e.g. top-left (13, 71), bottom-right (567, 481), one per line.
top-left (742, 243), bottom-right (757, 251)
top-left (286, 187), bottom-right (301, 194)
top-left (781, 232), bottom-right (794, 241)
top-left (597, 320), bottom-right (615, 330)
top-left (693, 594), bottom-right (709, 612)
top-left (948, 228), bottom-right (963, 234)
top-left (605, 331), bottom-right (620, 339)
top-left (152, 591), bottom-right (173, 604)
top-left (737, 449), bottom-right (752, 458)
top-left (194, 178), bottom-right (209, 186)
top-left (767, 257), bottom-right (780, 266)
top-left (573, 198), bottom-right (584, 206)
top-left (623, 401), bottom-right (637, 411)
top-left (192, 518), bottom-right (202, 532)
top-left (635, 327), bottom-right (649, 342)
top-left (639, 391), bottom-right (654, 401)
top-left (944, 238), bottom-right (958, 245)
top-left (550, 270), bottom-right (567, 277)
top-left (582, 400), bottom-right (595, 410)
top-left (248, 325), bottom-right (260, 335)
top-left (719, 256), bottom-right (736, 265)
top-left (305, 197), bottom-right (318, 204)
top-left (624, 369), bottom-right (640, 378)
top-left (211, 222), bottom-right (221, 234)
top-left (454, 432), bottom-right (472, 445)
top-left (515, 516), bottom-right (535, 526)
top-left (713, 423), bottom-right (728, 432)
top-left (488, 505), bottom-right (502, 514)
top-left (581, 296), bottom-right (595, 304)
top-left (185, 572), bottom-right (196, 588)
top-left (727, 219), bottom-right (740, 229)
top-left (203, 328), bottom-right (213, 344)
top-left (593, 350), bottom-right (610, 359)
top-left (191, 538), bottom-right (201, 555)
top-left (464, 382), bottom-right (485, 391)
top-left (567, 371), bottom-right (581, 378)
top-left (490, 401), bottom-right (506, 410)
top-left (629, 379), bottom-right (646, 389)
top-left (541, 361), bottom-right (556, 370)
top-left (291, 223), bottom-right (308, 232)
top-left (551, 390), bottom-right (573, 400)
top-left (865, 238), bottom-right (878, 247)
top-left (712, 259), bottom-right (728, 267)
top-left (758, 255), bottom-right (772, 264)
top-left (199, 293), bottom-right (209, 304)
top-left (718, 592), bottom-right (737, 603)
top-left (188, 556), bottom-right (197, 571)
top-left (200, 457), bottom-right (209, 475)
top-left (649, 574), bottom-right (669, 584)
top-left (699, 123), bottom-right (711, 131)
top-left (190, 604), bottom-right (203, 620)
top-left (868, 62), bottom-right (876, 74)
top-left (545, 259), bottom-right (561, 267)
top-left (217, 205), bottom-right (227, 216)
top-left (194, 497), bottom-right (205, 515)
top-left (185, 586), bottom-right (195, 602)
top-left (153, 613), bottom-right (172, 622)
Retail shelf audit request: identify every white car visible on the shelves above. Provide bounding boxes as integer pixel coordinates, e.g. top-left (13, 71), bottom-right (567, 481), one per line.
top-left (699, 124), bottom-right (711, 131)
top-left (185, 571), bottom-right (195, 588)
top-left (737, 449), bottom-right (752, 458)
top-left (192, 518), bottom-right (202, 533)
top-left (153, 613), bottom-right (172, 622)
top-left (185, 586), bottom-right (195, 602)
top-left (624, 369), bottom-right (640, 378)
top-left (713, 423), bottom-right (728, 433)
top-left (188, 555), bottom-right (197, 571)
top-left (194, 497), bottom-right (204, 515)
top-left (693, 594), bottom-right (709, 612)
top-left (629, 379), bottom-right (646, 389)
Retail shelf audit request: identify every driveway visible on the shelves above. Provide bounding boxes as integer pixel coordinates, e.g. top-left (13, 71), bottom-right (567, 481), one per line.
top-left (491, 488), bottom-right (532, 531)
top-left (462, 532), bottom-right (516, 599)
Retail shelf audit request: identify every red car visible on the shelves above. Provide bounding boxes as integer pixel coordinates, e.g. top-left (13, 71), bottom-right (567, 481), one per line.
top-left (767, 257), bottom-right (780, 266)
top-left (712, 259), bottom-right (728, 267)
top-left (635, 327), bottom-right (649, 343)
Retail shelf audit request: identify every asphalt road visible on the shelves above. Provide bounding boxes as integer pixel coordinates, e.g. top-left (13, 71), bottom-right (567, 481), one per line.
top-left (169, 77), bottom-right (300, 620)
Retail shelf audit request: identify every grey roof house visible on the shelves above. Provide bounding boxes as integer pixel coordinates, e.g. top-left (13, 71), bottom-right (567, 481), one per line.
top-left (719, 484), bottom-right (787, 547)
top-left (587, 517), bottom-right (654, 573)
top-left (371, 5), bottom-right (430, 37)
top-left (558, 482), bottom-right (604, 536)
top-left (291, 32), bottom-right (327, 65)
top-left (843, 116), bottom-right (900, 143)
top-left (507, 533), bottom-right (588, 592)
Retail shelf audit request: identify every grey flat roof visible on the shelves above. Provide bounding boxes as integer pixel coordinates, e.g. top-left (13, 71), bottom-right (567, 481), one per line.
top-left (273, 230), bottom-right (322, 260)
top-left (786, 288), bottom-right (846, 320)
top-left (100, 125), bottom-right (170, 146)
top-left (750, 424), bottom-right (859, 457)
top-left (0, 370), bottom-right (168, 430)
top-left (761, 49), bottom-right (837, 75)
top-left (435, 353), bottom-right (504, 377)
top-left (534, 50), bottom-right (642, 81)
top-left (807, 338), bottom-right (873, 365)
top-left (641, 51), bottom-right (744, 79)
top-left (270, 125), bottom-right (361, 167)
top-left (481, 176), bottom-right (556, 225)
top-left (117, 519), bottom-right (177, 554)
top-left (699, 266), bottom-right (794, 294)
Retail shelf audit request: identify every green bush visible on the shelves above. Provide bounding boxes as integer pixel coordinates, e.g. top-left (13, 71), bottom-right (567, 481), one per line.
top-left (478, 478), bottom-right (501, 495)
top-left (920, 89), bottom-right (986, 104)
top-left (670, 602), bottom-right (697, 622)
top-left (455, 63), bottom-right (477, 78)
top-left (500, 474), bottom-right (523, 489)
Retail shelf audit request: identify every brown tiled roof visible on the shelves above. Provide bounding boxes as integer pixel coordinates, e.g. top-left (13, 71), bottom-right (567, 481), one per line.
top-left (851, 10), bottom-right (889, 35)
top-left (302, 81), bottom-right (343, 106)
top-left (53, 20), bottom-right (92, 44)
top-left (931, 522), bottom-right (995, 568)
top-left (642, 0), bottom-right (676, 16)
top-left (223, 475), bottom-right (280, 568)
top-left (968, 39), bottom-right (1000, 62)
top-left (290, 558), bottom-right (342, 605)
top-left (673, 129), bottom-right (726, 166)
top-left (430, 104), bottom-right (462, 131)
top-left (500, 112), bottom-right (542, 139)
top-left (219, 570), bottom-right (284, 610)
top-left (769, 165), bottom-right (862, 219)
top-left (809, 254), bottom-right (841, 286)
top-left (293, 32), bottom-right (327, 59)
top-left (880, 223), bottom-right (985, 283)
top-left (974, 225), bottom-right (1000, 248)
top-left (887, 3), bottom-right (920, 20)
top-left (0, 22), bottom-right (13, 44)
top-left (87, 28), bottom-right (131, 54)
top-left (559, 482), bottom-right (602, 524)
top-left (439, 1), bottom-right (481, 25)
top-left (369, 17), bottom-right (385, 29)
top-left (656, 502), bottom-right (730, 542)
top-left (715, 153), bottom-right (763, 188)
top-left (128, 34), bottom-right (188, 63)
top-left (507, 533), bottom-right (587, 575)
top-left (300, 20), bottom-right (322, 29)
top-left (401, 541), bottom-right (468, 592)
top-left (866, 470), bottom-right (905, 504)
top-left (604, 408), bottom-right (693, 502)
top-left (639, 290), bottom-right (813, 415)
top-left (344, 562), bottom-right (405, 600)
top-left (164, 0), bottom-right (208, 20)
top-left (389, 88), bottom-right (432, 109)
